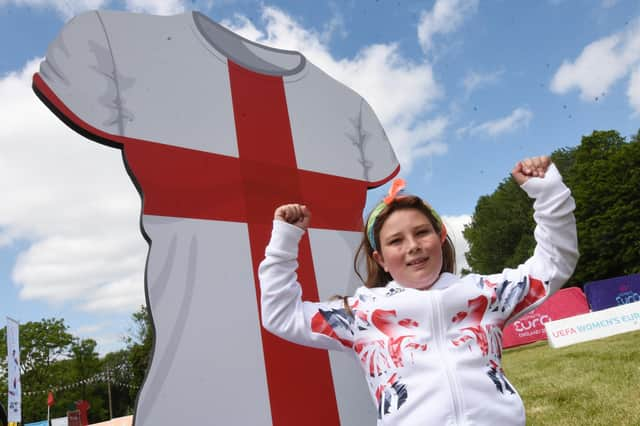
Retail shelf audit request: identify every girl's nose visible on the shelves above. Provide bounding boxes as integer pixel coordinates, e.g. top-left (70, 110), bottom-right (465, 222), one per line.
top-left (407, 237), bottom-right (421, 253)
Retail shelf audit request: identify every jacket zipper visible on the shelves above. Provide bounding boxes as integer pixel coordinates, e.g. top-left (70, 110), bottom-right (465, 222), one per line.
top-left (430, 292), bottom-right (464, 425)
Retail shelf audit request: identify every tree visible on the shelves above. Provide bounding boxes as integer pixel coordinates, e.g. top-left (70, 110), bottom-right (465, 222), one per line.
top-left (0, 318), bottom-right (74, 422)
top-left (463, 175), bottom-right (535, 274)
top-left (463, 129), bottom-right (639, 285)
top-left (67, 338), bottom-right (111, 423)
top-left (0, 400), bottom-right (6, 426)
top-left (125, 305), bottom-right (153, 402)
top-left (71, 338), bottom-right (100, 400)
top-left (568, 130), bottom-right (640, 283)
top-left (101, 349), bottom-right (136, 417)
top-left (0, 318), bottom-right (74, 376)
top-left (0, 316), bottom-right (142, 423)
top-left (0, 318), bottom-right (74, 393)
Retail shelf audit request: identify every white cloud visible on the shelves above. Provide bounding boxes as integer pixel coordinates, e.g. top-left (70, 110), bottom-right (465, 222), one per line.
top-left (223, 6), bottom-right (445, 172)
top-left (71, 321), bottom-right (134, 356)
top-left (72, 324), bottom-right (126, 356)
top-left (442, 214), bottom-right (471, 274)
top-left (628, 66), bottom-right (640, 115)
top-left (0, 0), bottom-right (185, 19)
top-left (0, 59), bottom-right (147, 313)
top-left (91, 332), bottom-right (125, 356)
top-left (417, 0), bottom-right (479, 55)
top-left (552, 0), bottom-right (619, 8)
top-left (320, 4), bottom-right (348, 44)
top-left (72, 323), bottom-right (105, 336)
top-left (80, 273), bottom-right (146, 313)
top-left (221, 14), bottom-right (265, 41)
top-left (13, 235), bottom-right (146, 311)
top-left (551, 18), bottom-right (640, 108)
top-left (462, 69), bottom-right (504, 96)
top-left (389, 117), bottom-right (449, 171)
top-left (122, 0), bottom-right (185, 15)
top-left (0, 0), bottom-right (108, 19)
top-left (601, 0), bottom-right (619, 8)
top-left (455, 121), bottom-right (474, 139)
top-left (458, 107), bottom-right (533, 138)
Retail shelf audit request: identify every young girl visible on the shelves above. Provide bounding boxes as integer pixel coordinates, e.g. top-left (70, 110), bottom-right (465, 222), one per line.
top-left (259, 156), bottom-right (578, 426)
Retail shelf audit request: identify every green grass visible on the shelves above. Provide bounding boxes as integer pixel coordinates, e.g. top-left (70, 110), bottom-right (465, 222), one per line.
top-left (503, 330), bottom-right (640, 426)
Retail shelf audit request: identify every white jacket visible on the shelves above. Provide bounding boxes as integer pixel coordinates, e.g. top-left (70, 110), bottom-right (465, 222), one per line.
top-left (259, 164), bottom-right (578, 426)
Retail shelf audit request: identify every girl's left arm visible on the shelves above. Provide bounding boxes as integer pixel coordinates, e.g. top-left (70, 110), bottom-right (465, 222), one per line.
top-left (490, 162), bottom-right (579, 323)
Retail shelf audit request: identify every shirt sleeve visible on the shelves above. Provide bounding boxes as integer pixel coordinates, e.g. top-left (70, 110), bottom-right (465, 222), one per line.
top-left (358, 98), bottom-right (400, 187)
top-left (34, 10), bottom-right (125, 138)
top-left (259, 220), bottom-right (356, 352)
top-left (483, 163), bottom-right (579, 324)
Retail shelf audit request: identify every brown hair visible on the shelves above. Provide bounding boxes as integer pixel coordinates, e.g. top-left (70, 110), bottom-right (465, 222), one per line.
top-left (354, 195), bottom-right (456, 288)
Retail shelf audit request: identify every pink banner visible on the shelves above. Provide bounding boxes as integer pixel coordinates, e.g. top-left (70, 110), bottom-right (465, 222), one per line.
top-left (503, 287), bottom-right (590, 348)
top-left (89, 416), bottom-right (132, 426)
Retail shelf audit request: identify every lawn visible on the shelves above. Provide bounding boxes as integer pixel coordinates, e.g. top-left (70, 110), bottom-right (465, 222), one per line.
top-left (503, 330), bottom-right (640, 426)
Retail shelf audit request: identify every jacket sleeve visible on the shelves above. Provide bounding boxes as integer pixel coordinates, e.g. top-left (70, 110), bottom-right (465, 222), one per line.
top-left (258, 220), bottom-right (355, 352)
top-left (484, 163), bottom-right (579, 324)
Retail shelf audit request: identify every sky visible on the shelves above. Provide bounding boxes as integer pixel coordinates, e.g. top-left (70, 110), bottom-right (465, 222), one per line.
top-left (0, 0), bottom-right (639, 357)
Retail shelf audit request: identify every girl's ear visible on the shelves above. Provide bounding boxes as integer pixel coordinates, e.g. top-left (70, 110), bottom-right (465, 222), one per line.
top-left (439, 223), bottom-right (448, 244)
top-left (372, 250), bottom-right (387, 272)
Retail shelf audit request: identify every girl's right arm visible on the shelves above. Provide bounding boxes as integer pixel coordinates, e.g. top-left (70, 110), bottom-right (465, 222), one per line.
top-left (258, 206), bottom-right (354, 352)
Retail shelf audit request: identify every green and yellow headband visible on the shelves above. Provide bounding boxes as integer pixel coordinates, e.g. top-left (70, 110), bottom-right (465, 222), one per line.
top-left (366, 178), bottom-right (447, 252)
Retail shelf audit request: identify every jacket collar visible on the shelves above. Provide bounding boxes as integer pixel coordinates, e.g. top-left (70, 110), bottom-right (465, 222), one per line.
top-left (386, 272), bottom-right (458, 292)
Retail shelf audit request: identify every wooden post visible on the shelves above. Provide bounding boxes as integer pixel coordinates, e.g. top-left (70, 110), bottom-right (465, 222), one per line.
top-left (107, 368), bottom-right (113, 419)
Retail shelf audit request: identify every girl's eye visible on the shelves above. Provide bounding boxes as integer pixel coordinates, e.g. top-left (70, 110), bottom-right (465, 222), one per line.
top-left (388, 238), bottom-right (401, 245)
top-left (417, 228), bottom-right (431, 236)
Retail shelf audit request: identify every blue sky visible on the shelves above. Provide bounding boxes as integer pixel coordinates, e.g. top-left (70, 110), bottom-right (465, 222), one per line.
top-left (1, 0), bottom-right (639, 356)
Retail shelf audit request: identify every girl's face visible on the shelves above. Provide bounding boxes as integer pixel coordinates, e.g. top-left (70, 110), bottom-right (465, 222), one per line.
top-left (372, 208), bottom-right (443, 290)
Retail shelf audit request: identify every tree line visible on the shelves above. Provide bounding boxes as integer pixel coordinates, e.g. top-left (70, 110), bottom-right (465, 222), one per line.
top-left (0, 307), bottom-right (151, 424)
top-left (463, 129), bottom-right (640, 285)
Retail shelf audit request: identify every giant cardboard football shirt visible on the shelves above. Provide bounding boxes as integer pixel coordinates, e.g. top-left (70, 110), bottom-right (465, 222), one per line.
top-left (34, 10), bottom-right (399, 425)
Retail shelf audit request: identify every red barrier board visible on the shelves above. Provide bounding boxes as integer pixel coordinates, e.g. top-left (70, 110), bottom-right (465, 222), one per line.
top-left (503, 287), bottom-right (590, 348)
top-left (67, 410), bottom-right (81, 426)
